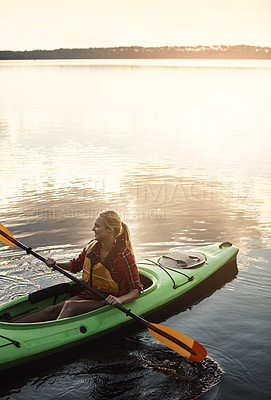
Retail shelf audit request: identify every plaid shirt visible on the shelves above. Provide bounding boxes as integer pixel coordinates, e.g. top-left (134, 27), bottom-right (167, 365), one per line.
top-left (71, 240), bottom-right (143, 298)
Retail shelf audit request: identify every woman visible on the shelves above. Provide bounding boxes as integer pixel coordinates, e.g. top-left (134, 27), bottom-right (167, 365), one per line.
top-left (16, 210), bottom-right (143, 322)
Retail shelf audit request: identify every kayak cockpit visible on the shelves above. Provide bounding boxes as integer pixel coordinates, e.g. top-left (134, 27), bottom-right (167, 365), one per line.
top-left (0, 274), bottom-right (154, 323)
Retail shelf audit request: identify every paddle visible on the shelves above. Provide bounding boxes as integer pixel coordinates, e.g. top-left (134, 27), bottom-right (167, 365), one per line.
top-left (0, 223), bottom-right (207, 362)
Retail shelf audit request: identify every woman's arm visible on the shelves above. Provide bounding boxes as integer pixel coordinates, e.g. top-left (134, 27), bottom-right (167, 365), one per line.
top-left (56, 261), bottom-right (73, 271)
top-left (46, 246), bottom-right (87, 273)
top-left (46, 258), bottom-right (73, 272)
top-left (105, 289), bottom-right (140, 306)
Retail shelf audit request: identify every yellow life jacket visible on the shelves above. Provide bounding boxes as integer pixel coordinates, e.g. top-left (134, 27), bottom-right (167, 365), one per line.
top-left (82, 240), bottom-right (125, 295)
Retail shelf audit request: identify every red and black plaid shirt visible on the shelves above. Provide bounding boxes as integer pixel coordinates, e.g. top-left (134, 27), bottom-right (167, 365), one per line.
top-left (70, 240), bottom-right (143, 299)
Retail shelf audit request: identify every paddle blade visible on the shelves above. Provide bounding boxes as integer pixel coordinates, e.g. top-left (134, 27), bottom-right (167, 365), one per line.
top-left (147, 322), bottom-right (207, 362)
top-left (0, 223), bottom-right (16, 247)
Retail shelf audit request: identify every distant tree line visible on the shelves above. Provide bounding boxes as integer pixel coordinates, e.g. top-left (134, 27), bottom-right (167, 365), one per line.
top-left (0, 45), bottom-right (270, 60)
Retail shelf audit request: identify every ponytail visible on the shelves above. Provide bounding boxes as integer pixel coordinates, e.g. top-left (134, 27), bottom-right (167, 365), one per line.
top-left (118, 222), bottom-right (134, 257)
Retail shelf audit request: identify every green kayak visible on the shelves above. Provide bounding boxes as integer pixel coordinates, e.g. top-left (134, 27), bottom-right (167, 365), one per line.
top-left (0, 242), bottom-right (238, 371)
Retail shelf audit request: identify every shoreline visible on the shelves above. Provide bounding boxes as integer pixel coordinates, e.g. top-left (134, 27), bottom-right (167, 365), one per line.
top-left (1, 45), bottom-right (271, 61)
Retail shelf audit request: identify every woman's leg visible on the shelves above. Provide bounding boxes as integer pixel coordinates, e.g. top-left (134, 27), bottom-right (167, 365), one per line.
top-left (14, 300), bottom-right (66, 323)
top-left (14, 296), bottom-right (105, 322)
top-left (56, 298), bottom-right (105, 319)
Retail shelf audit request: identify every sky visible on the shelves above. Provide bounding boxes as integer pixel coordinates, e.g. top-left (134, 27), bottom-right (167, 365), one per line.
top-left (0, 0), bottom-right (270, 51)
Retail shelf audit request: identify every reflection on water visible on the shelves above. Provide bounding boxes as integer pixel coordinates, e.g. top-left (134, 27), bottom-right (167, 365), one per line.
top-left (0, 60), bottom-right (271, 399)
top-left (0, 60), bottom-right (270, 253)
top-left (0, 169), bottom-right (267, 257)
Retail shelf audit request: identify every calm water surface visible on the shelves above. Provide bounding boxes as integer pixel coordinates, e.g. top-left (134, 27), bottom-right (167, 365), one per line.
top-left (0, 59), bottom-right (270, 399)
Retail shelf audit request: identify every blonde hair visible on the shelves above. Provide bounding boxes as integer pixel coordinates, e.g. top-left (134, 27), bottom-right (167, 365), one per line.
top-left (98, 209), bottom-right (134, 256)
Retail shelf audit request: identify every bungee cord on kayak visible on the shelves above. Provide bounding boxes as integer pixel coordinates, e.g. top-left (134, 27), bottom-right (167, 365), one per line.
top-left (142, 258), bottom-right (194, 289)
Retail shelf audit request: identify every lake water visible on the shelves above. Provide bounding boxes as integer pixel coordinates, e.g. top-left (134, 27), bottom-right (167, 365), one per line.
top-left (0, 59), bottom-right (270, 399)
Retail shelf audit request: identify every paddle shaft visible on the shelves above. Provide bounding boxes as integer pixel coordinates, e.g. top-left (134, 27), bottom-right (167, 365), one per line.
top-left (0, 228), bottom-right (197, 357)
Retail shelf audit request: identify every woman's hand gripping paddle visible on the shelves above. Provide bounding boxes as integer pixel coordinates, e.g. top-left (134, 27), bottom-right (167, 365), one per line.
top-left (0, 223), bottom-right (207, 362)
